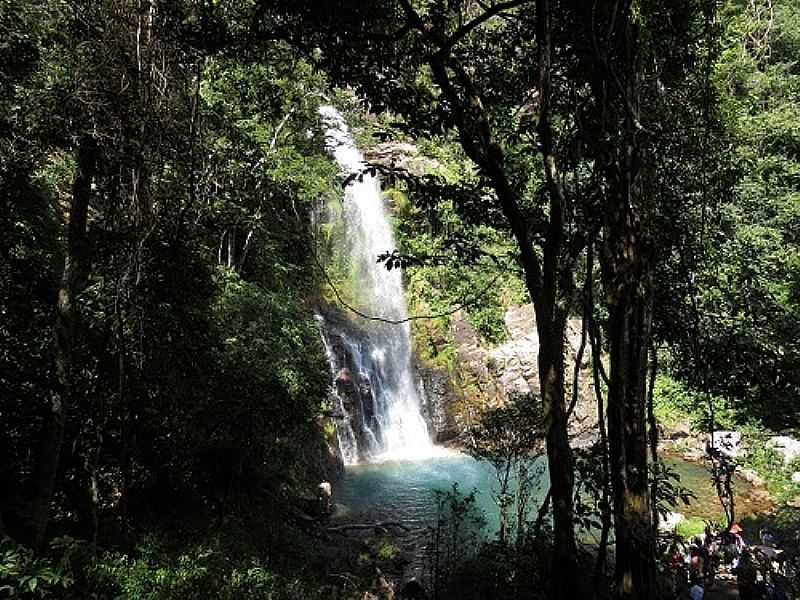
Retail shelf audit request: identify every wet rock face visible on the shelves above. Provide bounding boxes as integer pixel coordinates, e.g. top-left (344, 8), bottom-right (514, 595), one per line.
top-left (335, 368), bottom-right (355, 393)
top-left (414, 304), bottom-right (599, 447)
top-left (363, 141), bottom-right (440, 177)
top-left (487, 305), bottom-right (539, 400)
top-left (417, 366), bottom-right (461, 443)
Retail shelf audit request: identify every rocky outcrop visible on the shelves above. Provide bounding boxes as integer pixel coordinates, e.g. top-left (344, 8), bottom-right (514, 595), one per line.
top-left (417, 366), bottom-right (461, 443)
top-left (364, 141), bottom-right (441, 177)
top-left (418, 304), bottom-right (598, 447)
top-left (297, 419), bottom-right (344, 485)
top-left (709, 430), bottom-right (744, 458)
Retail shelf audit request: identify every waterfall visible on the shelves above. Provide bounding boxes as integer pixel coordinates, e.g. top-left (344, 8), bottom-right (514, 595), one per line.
top-left (317, 106), bottom-right (442, 464)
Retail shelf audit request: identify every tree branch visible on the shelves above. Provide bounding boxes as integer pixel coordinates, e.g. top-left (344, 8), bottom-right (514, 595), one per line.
top-left (439, 0), bottom-right (534, 53)
top-left (313, 248), bottom-right (513, 325)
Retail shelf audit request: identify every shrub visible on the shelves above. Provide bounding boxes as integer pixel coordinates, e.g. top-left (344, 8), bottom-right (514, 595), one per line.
top-left (0, 537), bottom-right (75, 598)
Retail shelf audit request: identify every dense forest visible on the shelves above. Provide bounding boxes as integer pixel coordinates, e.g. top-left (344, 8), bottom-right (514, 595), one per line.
top-left (1, 1), bottom-right (798, 599)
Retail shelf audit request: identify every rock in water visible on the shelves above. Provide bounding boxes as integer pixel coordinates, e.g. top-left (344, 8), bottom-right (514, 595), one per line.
top-left (708, 431), bottom-right (743, 458)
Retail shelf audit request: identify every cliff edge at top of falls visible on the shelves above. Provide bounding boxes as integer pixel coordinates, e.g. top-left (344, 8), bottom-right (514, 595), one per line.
top-left (416, 303), bottom-right (598, 449)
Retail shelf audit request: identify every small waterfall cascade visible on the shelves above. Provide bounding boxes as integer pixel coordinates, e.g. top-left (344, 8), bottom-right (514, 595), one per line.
top-left (317, 105), bottom-right (440, 464)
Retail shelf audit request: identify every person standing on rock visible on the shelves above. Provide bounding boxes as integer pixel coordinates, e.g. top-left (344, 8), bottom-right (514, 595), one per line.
top-left (317, 481), bottom-right (332, 515)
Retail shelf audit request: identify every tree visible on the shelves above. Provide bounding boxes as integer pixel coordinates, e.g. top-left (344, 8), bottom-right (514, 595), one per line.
top-left (30, 136), bottom-right (98, 549)
top-left (2, 0), bottom-right (337, 553)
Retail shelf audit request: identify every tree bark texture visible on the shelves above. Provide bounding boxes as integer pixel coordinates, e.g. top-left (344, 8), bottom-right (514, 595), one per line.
top-left (606, 275), bottom-right (656, 600)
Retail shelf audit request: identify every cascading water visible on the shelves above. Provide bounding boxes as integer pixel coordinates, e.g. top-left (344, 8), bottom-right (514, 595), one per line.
top-left (317, 105), bottom-right (441, 464)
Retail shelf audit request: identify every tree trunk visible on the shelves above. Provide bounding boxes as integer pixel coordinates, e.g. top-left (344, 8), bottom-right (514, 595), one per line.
top-left (601, 87), bottom-right (658, 600)
top-left (606, 281), bottom-right (656, 600)
top-left (30, 136), bottom-right (97, 550)
top-left (647, 342), bottom-right (660, 531)
top-left (396, 3), bottom-right (581, 596)
top-left (576, 1), bottom-right (658, 595)
top-left (60, 446), bottom-right (99, 543)
top-left (537, 312), bottom-right (580, 597)
top-left (534, 2), bottom-right (581, 593)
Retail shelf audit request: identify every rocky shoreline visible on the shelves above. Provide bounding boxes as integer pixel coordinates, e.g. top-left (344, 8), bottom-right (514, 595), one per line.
top-left (658, 422), bottom-right (800, 519)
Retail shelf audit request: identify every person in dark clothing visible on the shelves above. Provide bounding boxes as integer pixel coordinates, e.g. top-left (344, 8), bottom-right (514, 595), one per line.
top-left (735, 549), bottom-right (758, 600)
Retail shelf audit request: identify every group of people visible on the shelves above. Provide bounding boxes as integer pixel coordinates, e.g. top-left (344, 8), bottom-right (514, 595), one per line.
top-left (667, 524), bottom-right (794, 599)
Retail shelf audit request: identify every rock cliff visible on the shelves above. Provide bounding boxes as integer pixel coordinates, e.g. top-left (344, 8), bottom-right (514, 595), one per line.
top-left (418, 304), bottom-right (598, 448)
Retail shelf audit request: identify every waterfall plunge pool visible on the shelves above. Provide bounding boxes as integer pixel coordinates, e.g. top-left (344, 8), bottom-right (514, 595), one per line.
top-left (332, 453), bottom-right (766, 536)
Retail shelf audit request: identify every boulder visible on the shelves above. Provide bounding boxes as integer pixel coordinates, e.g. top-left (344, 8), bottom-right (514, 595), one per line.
top-left (664, 420), bottom-right (692, 440)
top-left (738, 468), bottom-right (767, 488)
top-left (707, 431), bottom-right (743, 458)
top-left (767, 436), bottom-right (800, 464)
top-left (658, 511), bottom-right (685, 532)
top-left (418, 366), bottom-right (461, 443)
top-left (364, 141), bottom-right (439, 177)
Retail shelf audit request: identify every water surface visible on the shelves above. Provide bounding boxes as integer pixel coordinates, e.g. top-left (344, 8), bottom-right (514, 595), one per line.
top-left (333, 453), bottom-right (763, 534)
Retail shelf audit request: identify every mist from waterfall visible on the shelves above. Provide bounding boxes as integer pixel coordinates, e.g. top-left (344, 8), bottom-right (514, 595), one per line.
top-left (318, 105), bottom-right (444, 464)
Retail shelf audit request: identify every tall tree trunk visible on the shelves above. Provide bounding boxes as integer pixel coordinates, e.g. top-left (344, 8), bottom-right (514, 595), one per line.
top-left (395, 3), bottom-right (581, 596)
top-left (60, 445), bottom-right (99, 543)
top-left (537, 312), bottom-right (580, 597)
top-left (578, 1), bottom-right (658, 595)
top-left (606, 278), bottom-right (656, 600)
top-left (30, 136), bottom-right (97, 550)
top-left (534, 2), bottom-right (581, 593)
top-left (647, 342), bottom-right (660, 531)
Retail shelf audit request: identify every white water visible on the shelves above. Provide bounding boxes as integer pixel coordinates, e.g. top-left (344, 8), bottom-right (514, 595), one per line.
top-left (319, 106), bottom-right (447, 463)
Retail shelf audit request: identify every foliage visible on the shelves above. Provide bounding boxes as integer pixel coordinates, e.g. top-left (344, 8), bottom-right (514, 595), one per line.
top-left (466, 395), bottom-right (546, 543)
top-left (2, 0), bottom-right (799, 598)
top-left (376, 539), bottom-right (399, 562)
top-left (650, 462), bottom-right (696, 523)
top-left (674, 517), bottom-right (709, 540)
top-left (421, 482), bottom-right (558, 600)
top-left (90, 546), bottom-right (321, 600)
top-left (391, 143), bottom-right (527, 346)
top-left (424, 484), bottom-right (486, 600)
top-left (742, 434), bottom-right (800, 502)
top-left (572, 445), bottom-right (610, 534)
top-left (664, 0), bottom-right (800, 428)
top-left (653, 373), bottom-right (737, 431)
top-left (0, 537), bottom-right (75, 598)
top-left (0, 0), bottom-right (337, 554)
